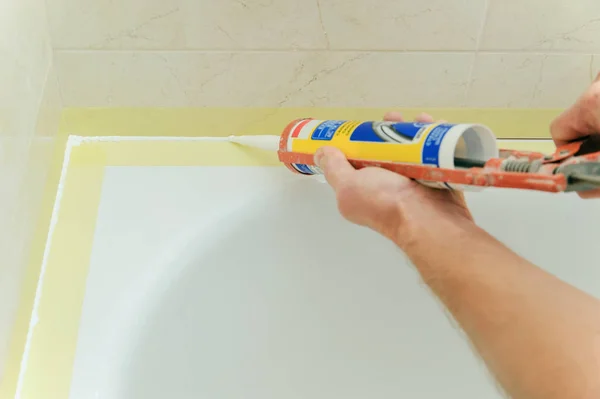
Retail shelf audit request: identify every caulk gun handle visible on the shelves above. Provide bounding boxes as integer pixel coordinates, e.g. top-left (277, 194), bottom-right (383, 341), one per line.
top-left (572, 133), bottom-right (600, 156)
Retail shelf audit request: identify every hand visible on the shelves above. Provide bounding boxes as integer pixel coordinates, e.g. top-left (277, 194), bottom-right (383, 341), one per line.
top-left (550, 72), bottom-right (600, 198)
top-left (314, 112), bottom-right (474, 249)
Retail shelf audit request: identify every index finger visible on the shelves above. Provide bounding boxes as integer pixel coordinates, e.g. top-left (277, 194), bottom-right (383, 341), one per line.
top-left (383, 111), bottom-right (404, 122)
top-left (549, 108), bottom-right (588, 146)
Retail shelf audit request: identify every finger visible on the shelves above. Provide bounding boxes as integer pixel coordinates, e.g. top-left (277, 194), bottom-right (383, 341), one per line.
top-left (578, 188), bottom-right (600, 199)
top-left (550, 84), bottom-right (600, 145)
top-left (550, 109), bottom-right (580, 146)
top-left (595, 72), bottom-right (600, 83)
top-left (550, 107), bottom-right (596, 146)
top-left (314, 146), bottom-right (355, 191)
top-left (384, 111), bottom-right (404, 122)
top-left (415, 112), bottom-right (434, 123)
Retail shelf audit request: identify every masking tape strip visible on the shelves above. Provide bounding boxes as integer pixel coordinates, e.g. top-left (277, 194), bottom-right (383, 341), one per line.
top-left (59, 107), bottom-right (564, 139)
top-left (15, 137), bottom-right (105, 399)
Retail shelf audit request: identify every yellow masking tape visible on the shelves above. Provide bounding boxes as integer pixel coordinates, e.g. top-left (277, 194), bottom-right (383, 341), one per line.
top-left (2, 105), bottom-right (563, 399)
top-left (59, 108), bottom-right (563, 139)
top-left (19, 158), bottom-right (105, 399)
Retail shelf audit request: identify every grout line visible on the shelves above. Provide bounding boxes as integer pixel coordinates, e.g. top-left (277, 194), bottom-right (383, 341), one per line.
top-left (52, 50), bottom-right (66, 109)
top-left (27, 57), bottom-right (53, 151)
top-left (475, 0), bottom-right (491, 52)
top-left (315, 0), bottom-right (330, 50)
top-left (465, 0), bottom-right (491, 105)
top-left (54, 48), bottom-right (600, 55)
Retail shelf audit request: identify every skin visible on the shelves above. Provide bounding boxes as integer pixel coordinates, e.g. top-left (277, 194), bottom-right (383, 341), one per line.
top-left (314, 79), bottom-right (600, 398)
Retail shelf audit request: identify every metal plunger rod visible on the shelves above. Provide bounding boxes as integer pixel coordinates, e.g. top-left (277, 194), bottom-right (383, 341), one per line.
top-left (453, 157), bottom-right (486, 168)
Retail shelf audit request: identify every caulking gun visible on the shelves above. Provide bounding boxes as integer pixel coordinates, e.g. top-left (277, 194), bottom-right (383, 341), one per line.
top-left (229, 118), bottom-right (600, 193)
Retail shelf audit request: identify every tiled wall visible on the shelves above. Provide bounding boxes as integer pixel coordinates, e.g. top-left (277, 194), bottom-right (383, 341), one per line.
top-left (0, 0), bottom-right (596, 385)
top-left (0, 0), bottom-right (61, 379)
top-left (48, 0), bottom-right (600, 108)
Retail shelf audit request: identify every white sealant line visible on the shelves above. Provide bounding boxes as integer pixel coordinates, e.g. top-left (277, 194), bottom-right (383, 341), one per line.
top-left (68, 135), bottom-right (237, 142)
top-left (15, 136), bottom-right (86, 398)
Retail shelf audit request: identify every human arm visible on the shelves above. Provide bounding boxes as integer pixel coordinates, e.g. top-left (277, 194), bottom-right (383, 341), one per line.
top-left (401, 205), bottom-right (600, 399)
top-left (314, 105), bottom-right (600, 398)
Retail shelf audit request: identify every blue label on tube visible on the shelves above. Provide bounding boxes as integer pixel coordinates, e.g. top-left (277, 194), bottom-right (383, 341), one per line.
top-left (292, 164), bottom-right (314, 175)
top-left (311, 120), bottom-right (345, 141)
top-left (421, 124), bottom-right (453, 166)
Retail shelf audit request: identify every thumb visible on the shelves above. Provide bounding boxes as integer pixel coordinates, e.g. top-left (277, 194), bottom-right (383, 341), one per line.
top-left (314, 147), bottom-right (355, 190)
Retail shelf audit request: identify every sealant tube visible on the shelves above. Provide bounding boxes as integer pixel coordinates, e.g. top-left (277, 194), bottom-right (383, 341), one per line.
top-left (279, 118), bottom-right (499, 190)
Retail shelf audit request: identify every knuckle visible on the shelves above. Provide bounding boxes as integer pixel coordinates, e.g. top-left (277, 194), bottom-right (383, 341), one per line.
top-left (337, 201), bottom-right (355, 221)
top-left (582, 89), bottom-right (600, 110)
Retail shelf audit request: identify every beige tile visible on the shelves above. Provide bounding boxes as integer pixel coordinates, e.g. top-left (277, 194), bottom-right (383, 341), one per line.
top-left (183, 0), bottom-right (327, 50)
top-left (467, 54), bottom-right (593, 108)
top-left (318, 0), bottom-right (486, 50)
top-left (55, 52), bottom-right (187, 107)
top-left (55, 51), bottom-right (473, 107)
top-left (279, 52), bottom-right (473, 107)
top-left (0, 0), bottom-right (52, 90)
top-left (48, 0), bottom-right (327, 50)
top-left (482, 0), bottom-right (600, 51)
top-left (48, 0), bottom-right (186, 49)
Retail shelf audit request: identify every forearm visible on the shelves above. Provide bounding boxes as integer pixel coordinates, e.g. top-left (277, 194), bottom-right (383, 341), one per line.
top-left (400, 219), bottom-right (600, 399)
